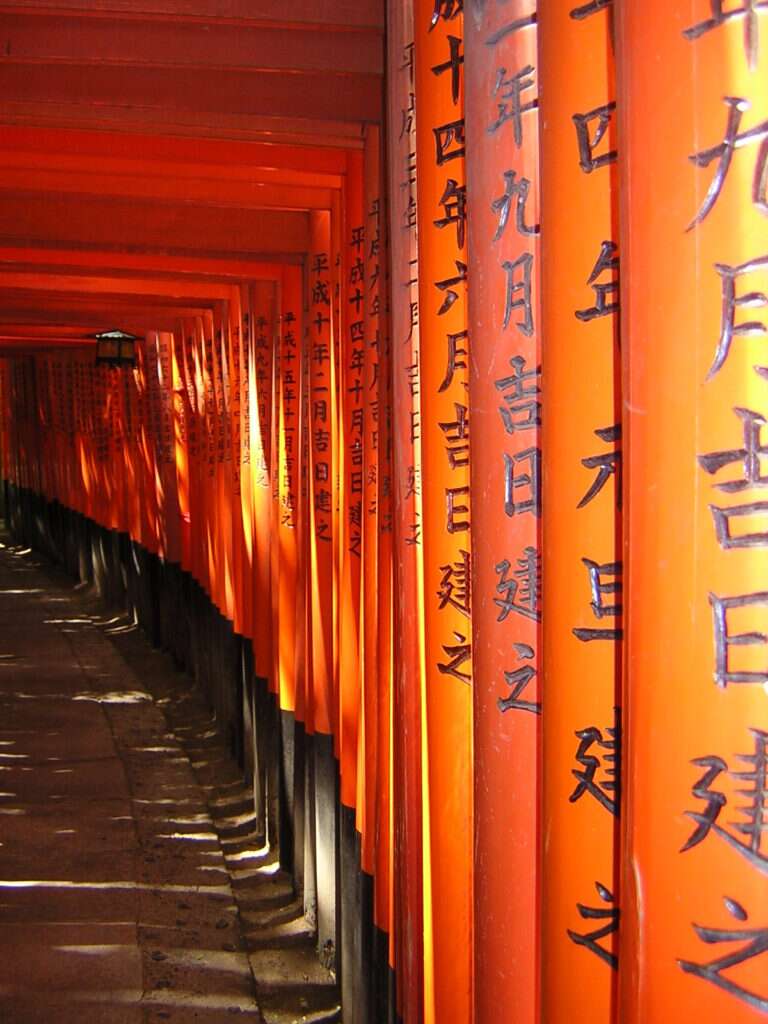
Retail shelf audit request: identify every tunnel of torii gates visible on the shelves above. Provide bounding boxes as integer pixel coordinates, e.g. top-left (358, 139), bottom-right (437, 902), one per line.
top-left (0, 0), bottom-right (766, 1021)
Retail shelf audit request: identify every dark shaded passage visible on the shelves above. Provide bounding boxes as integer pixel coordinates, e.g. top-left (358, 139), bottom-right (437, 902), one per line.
top-left (0, 531), bottom-right (339, 1023)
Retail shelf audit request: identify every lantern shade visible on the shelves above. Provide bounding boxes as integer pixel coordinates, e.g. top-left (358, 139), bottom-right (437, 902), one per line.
top-left (93, 330), bottom-right (138, 366)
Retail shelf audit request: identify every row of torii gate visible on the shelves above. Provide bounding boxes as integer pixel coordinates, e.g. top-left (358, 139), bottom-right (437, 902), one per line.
top-left (0, 1), bottom-right (766, 1022)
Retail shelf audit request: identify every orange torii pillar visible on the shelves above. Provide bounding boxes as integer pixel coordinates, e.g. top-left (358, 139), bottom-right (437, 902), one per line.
top-left (617, 6), bottom-right (768, 1021)
top-left (247, 280), bottom-right (282, 851)
top-left (308, 211), bottom-right (336, 772)
top-left (342, 142), bottom-right (376, 1015)
top-left (465, 5), bottom-right (541, 1023)
top-left (360, 122), bottom-right (394, 1018)
top-left (226, 297), bottom-right (248, 642)
top-left (339, 149), bottom-right (365, 805)
top-left (414, 2), bottom-right (473, 1021)
top-left (307, 210), bottom-right (341, 972)
top-left (171, 330), bottom-right (192, 582)
top-left (539, 1), bottom-right (622, 1022)
top-left (275, 265), bottom-right (303, 872)
top-left (386, 1), bottom-right (426, 1019)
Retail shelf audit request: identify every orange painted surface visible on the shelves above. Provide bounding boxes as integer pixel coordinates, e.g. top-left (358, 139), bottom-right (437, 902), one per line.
top-left (386, 0), bottom-right (425, 1014)
top-left (276, 264), bottom-right (302, 713)
top-left (250, 280), bottom-right (277, 684)
top-left (338, 150), bottom-right (364, 806)
top-left (375, 167), bottom-right (393, 941)
top-left (308, 209), bottom-right (335, 737)
top-left (227, 296), bottom-right (247, 637)
top-left (616, 5), bottom-right (768, 1021)
top-left (414, 2), bottom-right (473, 1021)
top-left (135, 339), bottom-right (159, 557)
top-left (358, 125), bottom-right (382, 878)
top-left (172, 328), bottom-right (192, 573)
top-left (293, 299), bottom-right (309, 729)
top-left (539, 2), bottom-right (621, 1021)
top-left (213, 307), bottom-right (236, 625)
top-left (466, 5), bottom-right (541, 1022)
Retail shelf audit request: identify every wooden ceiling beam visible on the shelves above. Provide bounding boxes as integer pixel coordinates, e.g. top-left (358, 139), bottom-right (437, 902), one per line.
top-left (0, 0), bottom-right (384, 30)
top-left (0, 103), bottom-right (365, 148)
top-left (0, 272), bottom-right (241, 302)
top-left (1, 13), bottom-right (384, 75)
top-left (0, 147), bottom-right (344, 191)
top-left (0, 63), bottom-right (382, 125)
top-left (0, 126), bottom-right (352, 173)
top-left (0, 169), bottom-right (336, 212)
top-left (0, 195), bottom-right (310, 254)
top-left (0, 247), bottom-right (295, 279)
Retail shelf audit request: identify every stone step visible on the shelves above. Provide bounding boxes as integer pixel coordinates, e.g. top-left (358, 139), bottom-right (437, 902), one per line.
top-left (262, 1005), bottom-right (342, 1024)
top-left (245, 913), bottom-right (314, 950)
top-left (236, 872), bottom-right (295, 911)
top-left (220, 827), bottom-right (268, 850)
top-left (242, 899), bottom-right (304, 931)
top-left (214, 808), bottom-right (262, 838)
top-left (250, 945), bottom-right (338, 1013)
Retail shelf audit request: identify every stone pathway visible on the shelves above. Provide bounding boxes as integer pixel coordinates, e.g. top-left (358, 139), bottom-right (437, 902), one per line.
top-left (0, 534), bottom-right (338, 1024)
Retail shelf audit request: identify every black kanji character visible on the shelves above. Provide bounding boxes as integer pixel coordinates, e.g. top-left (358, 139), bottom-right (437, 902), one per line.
top-left (679, 897), bottom-right (768, 1011)
top-left (494, 354), bottom-right (541, 433)
top-left (430, 0), bottom-right (463, 29)
top-left (488, 64), bottom-right (538, 143)
top-left (684, 1), bottom-right (767, 74)
top-left (498, 642), bottom-right (541, 715)
top-left (578, 424), bottom-right (621, 508)
top-left (502, 253), bottom-right (534, 336)
top-left (431, 35), bottom-right (464, 105)
top-left (570, 710), bottom-right (621, 816)
top-left (437, 549), bottom-right (471, 617)
top-left (708, 256), bottom-right (768, 380)
top-left (709, 591), bottom-right (768, 686)
top-left (434, 179), bottom-right (468, 249)
top-left (494, 547), bottom-right (541, 622)
top-left (504, 448), bottom-right (541, 517)
top-left (491, 169), bottom-right (540, 240)
top-left (434, 119), bottom-right (466, 165)
top-left (435, 260), bottom-right (467, 315)
top-left (575, 241), bottom-right (620, 321)
top-left (567, 882), bottom-right (619, 969)
top-left (687, 97), bottom-right (768, 229)
top-left (438, 402), bottom-right (470, 469)
top-left (572, 558), bottom-right (623, 642)
top-left (446, 486), bottom-right (470, 532)
top-left (710, 500), bottom-right (768, 548)
top-left (438, 329), bottom-right (469, 392)
top-left (573, 103), bottom-right (618, 173)
top-left (698, 406), bottom-right (768, 491)
top-left (437, 631), bottom-right (471, 683)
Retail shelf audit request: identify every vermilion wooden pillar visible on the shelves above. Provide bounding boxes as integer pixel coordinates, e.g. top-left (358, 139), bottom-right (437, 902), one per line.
top-left (277, 266), bottom-right (302, 715)
top-left (339, 151), bottom-right (365, 805)
top-left (358, 124), bottom-right (382, 881)
top-left (250, 281), bottom-right (276, 684)
top-left (539, 1), bottom-right (621, 1022)
top-left (214, 308), bottom-right (236, 625)
top-left (201, 314), bottom-right (219, 607)
top-left (466, 5), bottom-right (541, 1022)
top-left (385, 1), bottom-right (425, 1018)
top-left (308, 210), bottom-right (336, 740)
top-left (157, 331), bottom-right (182, 566)
top-left (414, 3), bottom-right (473, 1021)
top-left (172, 329), bottom-right (192, 574)
top-left (226, 298), bottom-right (247, 638)
top-left (617, 5), bottom-right (768, 1020)
top-left (235, 289), bottom-right (254, 641)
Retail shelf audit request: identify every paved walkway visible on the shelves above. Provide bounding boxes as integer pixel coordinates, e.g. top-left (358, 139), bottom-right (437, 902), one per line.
top-left (0, 533), bottom-right (264, 1024)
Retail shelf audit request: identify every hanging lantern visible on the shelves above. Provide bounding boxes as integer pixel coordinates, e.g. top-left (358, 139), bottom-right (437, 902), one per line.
top-left (92, 329), bottom-right (138, 366)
